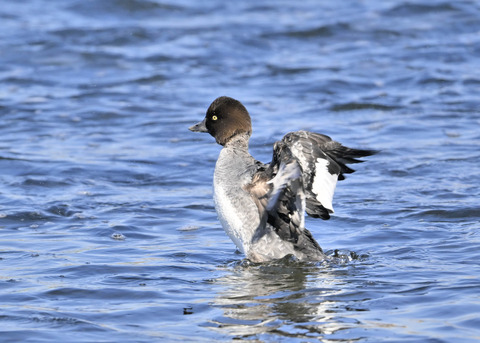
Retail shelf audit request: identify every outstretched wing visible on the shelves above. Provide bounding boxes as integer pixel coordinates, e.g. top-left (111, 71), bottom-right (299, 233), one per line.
top-left (280, 130), bottom-right (377, 220)
top-left (245, 130), bottom-right (375, 249)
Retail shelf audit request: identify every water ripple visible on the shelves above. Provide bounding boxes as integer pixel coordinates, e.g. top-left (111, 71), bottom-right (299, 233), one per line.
top-left (1, 0), bottom-right (480, 342)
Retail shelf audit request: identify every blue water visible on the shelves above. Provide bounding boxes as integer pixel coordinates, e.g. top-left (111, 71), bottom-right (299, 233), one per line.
top-left (1, 0), bottom-right (480, 342)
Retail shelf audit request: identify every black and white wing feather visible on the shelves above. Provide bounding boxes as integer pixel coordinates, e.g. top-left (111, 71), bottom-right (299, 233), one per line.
top-left (246, 156), bottom-right (306, 244)
top-left (280, 130), bottom-right (376, 220)
top-left (246, 130), bottom-right (375, 255)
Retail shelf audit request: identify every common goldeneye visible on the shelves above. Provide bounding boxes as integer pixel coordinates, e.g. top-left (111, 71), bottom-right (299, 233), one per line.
top-left (189, 96), bottom-right (375, 262)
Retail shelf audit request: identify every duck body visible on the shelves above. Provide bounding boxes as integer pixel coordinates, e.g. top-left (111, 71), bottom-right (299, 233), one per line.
top-left (189, 96), bottom-right (375, 262)
top-left (212, 133), bottom-right (321, 262)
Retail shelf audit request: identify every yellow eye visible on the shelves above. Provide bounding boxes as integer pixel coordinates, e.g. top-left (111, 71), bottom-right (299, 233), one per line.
top-left (212, 115), bottom-right (218, 121)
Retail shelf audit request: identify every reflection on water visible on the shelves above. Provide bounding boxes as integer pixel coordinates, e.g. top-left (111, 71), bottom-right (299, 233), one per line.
top-left (210, 256), bottom-right (373, 341)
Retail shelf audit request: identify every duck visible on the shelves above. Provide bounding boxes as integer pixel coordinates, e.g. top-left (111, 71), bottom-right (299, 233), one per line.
top-left (189, 96), bottom-right (375, 262)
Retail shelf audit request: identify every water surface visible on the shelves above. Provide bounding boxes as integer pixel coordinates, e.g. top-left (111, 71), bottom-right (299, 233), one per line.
top-left (1, 0), bottom-right (480, 342)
